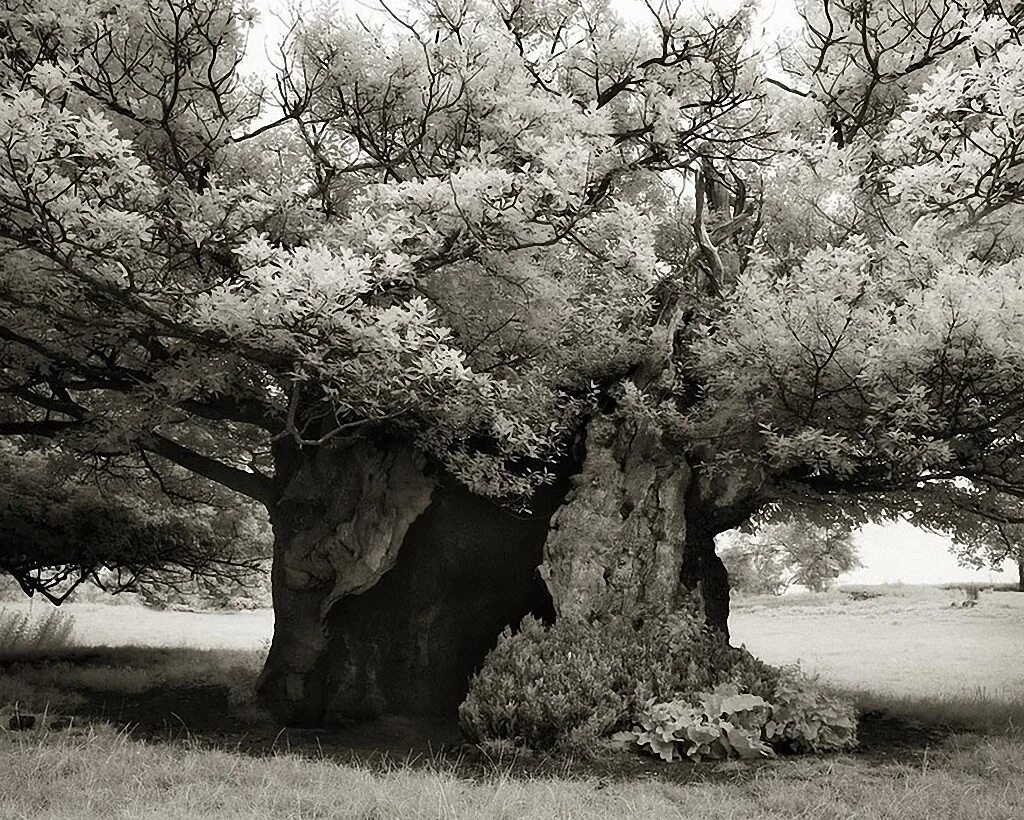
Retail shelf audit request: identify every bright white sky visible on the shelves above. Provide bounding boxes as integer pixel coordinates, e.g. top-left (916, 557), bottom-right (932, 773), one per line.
top-left (241, 0), bottom-right (806, 77)
top-left (848, 522), bottom-right (1018, 586)
top-left (240, 1), bottom-right (1020, 585)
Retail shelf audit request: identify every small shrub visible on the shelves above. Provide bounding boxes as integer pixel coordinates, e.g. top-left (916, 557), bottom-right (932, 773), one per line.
top-left (629, 684), bottom-right (775, 761)
top-left (0, 607), bottom-right (29, 649)
top-left (0, 573), bottom-right (23, 602)
top-left (763, 668), bottom-right (858, 753)
top-left (0, 607), bottom-right (75, 651)
top-left (458, 605), bottom-right (781, 753)
top-left (624, 669), bottom-right (858, 762)
top-left (459, 616), bottom-right (630, 753)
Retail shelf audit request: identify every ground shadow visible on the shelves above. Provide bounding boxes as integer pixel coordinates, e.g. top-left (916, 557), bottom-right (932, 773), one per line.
top-left (0, 646), bottom-right (964, 784)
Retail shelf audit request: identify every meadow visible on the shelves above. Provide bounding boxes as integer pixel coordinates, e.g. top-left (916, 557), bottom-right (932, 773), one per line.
top-left (0, 585), bottom-right (1022, 819)
top-left (732, 585), bottom-right (1024, 699)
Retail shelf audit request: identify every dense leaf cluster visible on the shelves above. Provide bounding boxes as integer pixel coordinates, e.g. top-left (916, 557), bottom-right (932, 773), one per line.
top-left (0, 441), bottom-right (269, 603)
top-left (629, 673), bottom-right (858, 762)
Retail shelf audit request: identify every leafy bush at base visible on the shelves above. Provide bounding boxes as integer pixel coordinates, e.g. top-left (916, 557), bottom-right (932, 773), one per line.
top-left (459, 607), bottom-right (857, 759)
top-left (629, 684), bottom-right (775, 761)
top-left (762, 669), bottom-right (859, 753)
top-left (458, 605), bottom-right (781, 753)
top-left (629, 672), bottom-right (857, 761)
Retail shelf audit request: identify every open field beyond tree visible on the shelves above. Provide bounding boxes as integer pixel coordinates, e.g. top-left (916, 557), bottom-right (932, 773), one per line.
top-left (6, 585), bottom-right (1022, 698)
top-left (731, 587), bottom-right (1024, 698)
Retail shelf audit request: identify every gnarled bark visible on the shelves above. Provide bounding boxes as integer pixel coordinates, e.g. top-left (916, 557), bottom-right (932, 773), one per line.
top-left (318, 476), bottom-right (560, 720)
top-left (257, 417), bottom-right (767, 727)
top-left (540, 413), bottom-right (765, 639)
top-left (681, 466), bottom-right (769, 639)
top-left (257, 438), bottom-right (436, 725)
top-left (540, 414), bottom-right (691, 620)
top-left (680, 527), bottom-right (731, 638)
top-left (257, 437), bottom-right (568, 726)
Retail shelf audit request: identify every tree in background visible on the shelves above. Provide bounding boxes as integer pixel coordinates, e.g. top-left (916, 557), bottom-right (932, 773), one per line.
top-left (718, 521), bottom-right (861, 595)
top-left (905, 486), bottom-right (1024, 592)
top-left (956, 526), bottom-right (1024, 592)
top-left (5, 0), bottom-right (1024, 726)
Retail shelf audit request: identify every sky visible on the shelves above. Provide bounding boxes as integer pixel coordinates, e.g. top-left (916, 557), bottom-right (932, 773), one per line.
top-left (846, 521), bottom-right (1018, 586)
top-left (238, 1), bottom-right (1021, 586)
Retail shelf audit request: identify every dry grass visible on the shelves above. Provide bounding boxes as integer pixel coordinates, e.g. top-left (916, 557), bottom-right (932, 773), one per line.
top-left (0, 723), bottom-right (1021, 819)
top-left (1, 586), bottom-right (1023, 818)
top-left (848, 688), bottom-right (1024, 735)
top-left (0, 607), bottom-right (76, 652)
top-left (0, 645), bottom-right (265, 718)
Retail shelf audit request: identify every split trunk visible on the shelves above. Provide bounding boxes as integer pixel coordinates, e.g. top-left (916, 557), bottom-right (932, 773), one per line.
top-left (257, 415), bottom-right (756, 726)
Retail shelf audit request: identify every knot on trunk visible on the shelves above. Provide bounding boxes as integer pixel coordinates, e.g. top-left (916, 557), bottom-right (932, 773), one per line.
top-left (273, 440), bottom-right (436, 618)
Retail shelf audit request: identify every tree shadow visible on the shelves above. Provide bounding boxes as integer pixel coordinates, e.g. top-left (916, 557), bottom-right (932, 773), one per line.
top-left (0, 646), bottom-right (964, 783)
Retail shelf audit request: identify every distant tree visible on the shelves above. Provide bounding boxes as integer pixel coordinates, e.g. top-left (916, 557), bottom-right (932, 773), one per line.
top-left (966, 531), bottom-right (1024, 592)
top-left (934, 493), bottom-right (1024, 592)
top-left (719, 522), bottom-right (861, 595)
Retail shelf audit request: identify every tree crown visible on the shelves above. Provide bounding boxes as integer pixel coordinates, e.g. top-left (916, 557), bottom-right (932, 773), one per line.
top-left (2, 0), bottom-right (1024, 533)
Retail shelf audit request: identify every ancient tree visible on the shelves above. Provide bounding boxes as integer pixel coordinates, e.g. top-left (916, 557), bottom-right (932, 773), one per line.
top-left (3, 0), bottom-right (1024, 724)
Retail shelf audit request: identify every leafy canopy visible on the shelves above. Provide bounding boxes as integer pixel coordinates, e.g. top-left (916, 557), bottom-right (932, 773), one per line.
top-left (0, 440), bottom-right (269, 602)
top-left (2, 0), bottom-right (1024, 548)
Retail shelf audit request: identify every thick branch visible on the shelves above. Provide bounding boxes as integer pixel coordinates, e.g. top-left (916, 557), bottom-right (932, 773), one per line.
top-left (0, 324), bottom-right (283, 433)
top-left (179, 396), bottom-right (284, 434)
top-left (0, 419), bottom-right (80, 436)
top-left (693, 170), bottom-right (725, 298)
top-left (144, 432), bottom-right (276, 505)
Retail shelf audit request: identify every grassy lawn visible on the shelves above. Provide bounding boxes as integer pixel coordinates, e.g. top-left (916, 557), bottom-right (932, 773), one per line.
top-left (730, 586), bottom-right (1024, 698)
top-left (2, 723), bottom-right (1023, 819)
top-left (0, 599), bottom-right (274, 651)
top-left (1, 586), bottom-right (1023, 819)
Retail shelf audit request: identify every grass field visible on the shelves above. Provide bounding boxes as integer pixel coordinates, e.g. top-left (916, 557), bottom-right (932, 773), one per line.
top-left (731, 586), bottom-right (1024, 698)
top-left (1, 586), bottom-right (1022, 819)
top-left (0, 599), bottom-right (274, 651)
top-left (2, 724), bottom-right (1023, 820)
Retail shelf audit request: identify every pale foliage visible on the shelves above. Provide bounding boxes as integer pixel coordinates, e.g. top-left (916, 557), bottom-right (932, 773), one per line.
top-left (1, 0), bottom-right (1024, 528)
top-left (718, 520), bottom-right (860, 594)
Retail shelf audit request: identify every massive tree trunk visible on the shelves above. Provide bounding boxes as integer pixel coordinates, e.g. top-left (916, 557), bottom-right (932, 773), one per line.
top-left (257, 437), bottom-right (566, 727)
top-left (539, 413), bottom-right (751, 639)
top-left (540, 414), bottom-right (690, 619)
top-left (257, 438), bottom-right (436, 726)
top-left (257, 415), bottom-right (763, 727)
